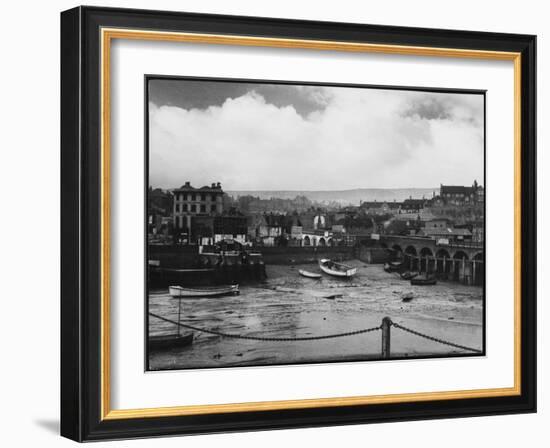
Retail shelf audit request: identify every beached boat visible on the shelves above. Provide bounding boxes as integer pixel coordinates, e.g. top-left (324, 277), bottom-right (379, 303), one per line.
top-left (168, 284), bottom-right (239, 298)
top-left (384, 261), bottom-right (405, 273)
top-left (148, 332), bottom-right (194, 350)
top-left (299, 269), bottom-right (322, 279)
top-left (319, 259), bottom-right (357, 278)
top-left (410, 276), bottom-right (437, 286)
top-left (400, 270), bottom-right (419, 280)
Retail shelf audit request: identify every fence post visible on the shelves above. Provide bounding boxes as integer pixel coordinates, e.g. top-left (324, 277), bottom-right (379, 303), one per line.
top-left (381, 317), bottom-right (392, 359)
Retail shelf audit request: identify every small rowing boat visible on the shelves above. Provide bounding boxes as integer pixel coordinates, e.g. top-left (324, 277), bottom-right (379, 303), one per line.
top-left (148, 332), bottom-right (194, 350)
top-left (410, 276), bottom-right (437, 286)
top-left (299, 269), bottom-right (322, 279)
top-left (319, 259), bottom-right (357, 278)
top-left (168, 284), bottom-right (239, 298)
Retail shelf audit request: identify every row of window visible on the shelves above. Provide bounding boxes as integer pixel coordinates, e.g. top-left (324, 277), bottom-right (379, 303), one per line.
top-left (176, 193), bottom-right (221, 202)
top-left (175, 203), bottom-right (217, 213)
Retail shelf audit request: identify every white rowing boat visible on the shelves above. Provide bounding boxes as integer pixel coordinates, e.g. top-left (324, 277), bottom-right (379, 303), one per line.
top-left (298, 269), bottom-right (322, 279)
top-left (168, 284), bottom-right (239, 298)
top-left (319, 259), bottom-right (357, 278)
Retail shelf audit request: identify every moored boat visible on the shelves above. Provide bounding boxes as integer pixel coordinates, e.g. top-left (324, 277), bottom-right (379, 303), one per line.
top-left (319, 259), bottom-right (357, 278)
top-left (168, 284), bottom-right (239, 298)
top-left (400, 270), bottom-right (419, 280)
top-left (384, 261), bottom-right (405, 273)
top-left (148, 332), bottom-right (194, 350)
top-left (299, 269), bottom-right (322, 279)
top-left (410, 276), bottom-right (437, 286)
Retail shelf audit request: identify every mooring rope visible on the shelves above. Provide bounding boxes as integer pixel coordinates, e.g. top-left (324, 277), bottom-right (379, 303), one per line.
top-left (149, 312), bottom-right (381, 342)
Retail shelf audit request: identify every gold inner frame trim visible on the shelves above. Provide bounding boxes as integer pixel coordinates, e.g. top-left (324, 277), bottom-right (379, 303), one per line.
top-left (100, 27), bottom-right (522, 421)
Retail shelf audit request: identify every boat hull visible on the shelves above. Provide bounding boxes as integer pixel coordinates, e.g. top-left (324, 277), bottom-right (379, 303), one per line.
top-left (299, 269), bottom-right (322, 279)
top-left (148, 332), bottom-right (194, 350)
top-left (318, 259), bottom-right (357, 278)
top-left (169, 284), bottom-right (239, 298)
top-left (410, 277), bottom-right (437, 286)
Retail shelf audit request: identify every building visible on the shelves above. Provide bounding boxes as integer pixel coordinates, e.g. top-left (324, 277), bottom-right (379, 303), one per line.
top-left (416, 226), bottom-right (472, 243)
top-left (440, 181), bottom-right (484, 206)
top-left (247, 213), bottom-right (285, 246)
top-left (147, 188), bottom-right (173, 235)
top-left (400, 198), bottom-right (428, 214)
top-left (193, 214), bottom-right (248, 246)
top-left (172, 182), bottom-right (224, 231)
top-left (423, 218), bottom-right (454, 230)
top-left (360, 200), bottom-right (401, 215)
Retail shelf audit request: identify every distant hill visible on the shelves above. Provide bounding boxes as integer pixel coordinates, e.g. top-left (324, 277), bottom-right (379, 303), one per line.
top-left (226, 188), bottom-right (439, 205)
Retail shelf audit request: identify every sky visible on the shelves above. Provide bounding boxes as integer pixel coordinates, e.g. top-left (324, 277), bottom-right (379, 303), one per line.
top-left (148, 78), bottom-right (484, 191)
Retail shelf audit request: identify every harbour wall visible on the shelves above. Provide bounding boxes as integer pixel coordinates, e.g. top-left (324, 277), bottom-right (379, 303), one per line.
top-left (149, 244), bottom-right (356, 267)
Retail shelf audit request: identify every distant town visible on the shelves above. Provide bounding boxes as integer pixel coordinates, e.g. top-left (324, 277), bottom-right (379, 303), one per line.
top-left (148, 180), bottom-right (484, 249)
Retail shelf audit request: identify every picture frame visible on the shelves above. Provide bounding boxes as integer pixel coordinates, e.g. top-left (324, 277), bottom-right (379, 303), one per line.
top-left (60, 6), bottom-right (536, 441)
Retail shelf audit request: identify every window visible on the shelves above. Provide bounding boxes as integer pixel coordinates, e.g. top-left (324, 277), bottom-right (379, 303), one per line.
top-left (200, 204), bottom-right (206, 213)
top-left (211, 204), bottom-right (216, 213)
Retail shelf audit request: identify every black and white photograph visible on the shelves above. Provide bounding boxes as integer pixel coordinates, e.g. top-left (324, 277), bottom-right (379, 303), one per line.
top-left (146, 77), bottom-right (486, 371)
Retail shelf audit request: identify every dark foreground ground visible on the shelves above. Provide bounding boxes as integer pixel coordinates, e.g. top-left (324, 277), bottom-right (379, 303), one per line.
top-left (148, 261), bottom-right (483, 370)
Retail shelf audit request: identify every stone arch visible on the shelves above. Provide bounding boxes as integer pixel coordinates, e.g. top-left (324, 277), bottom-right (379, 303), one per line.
top-left (318, 237), bottom-right (326, 247)
top-left (392, 244), bottom-right (403, 253)
top-left (327, 237), bottom-right (333, 247)
top-left (303, 235), bottom-right (311, 246)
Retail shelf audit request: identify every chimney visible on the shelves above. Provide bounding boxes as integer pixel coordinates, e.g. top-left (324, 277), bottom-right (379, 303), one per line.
top-left (211, 183), bottom-right (215, 188)
top-left (217, 182), bottom-right (221, 188)
top-left (184, 181), bottom-right (191, 187)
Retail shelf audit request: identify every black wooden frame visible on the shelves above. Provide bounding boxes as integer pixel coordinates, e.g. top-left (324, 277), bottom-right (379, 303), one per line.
top-left (61, 5), bottom-right (536, 442)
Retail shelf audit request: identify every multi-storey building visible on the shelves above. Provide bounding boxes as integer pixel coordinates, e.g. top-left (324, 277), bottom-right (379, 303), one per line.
top-left (439, 180), bottom-right (484, 206)
top-left (172, 182), bottom-right (224, 232)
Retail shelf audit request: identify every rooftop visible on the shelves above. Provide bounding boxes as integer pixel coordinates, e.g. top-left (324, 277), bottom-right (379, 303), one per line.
top-left (173, 181), bottom-right (223, 193)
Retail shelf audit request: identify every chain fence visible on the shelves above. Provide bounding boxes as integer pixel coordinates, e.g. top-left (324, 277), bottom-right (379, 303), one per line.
top-left (149, 312), bottom-right (482, 353)
top-left (390, 321), bottom-right (482, 353)
top-left (149, 312), bottom-right (381, 342)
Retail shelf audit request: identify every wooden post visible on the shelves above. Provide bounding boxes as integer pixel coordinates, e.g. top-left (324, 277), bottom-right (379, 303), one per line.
top-left (381, 317), bottom-right (392, 359)
top-left (177, 297), bottom-right (182, 336)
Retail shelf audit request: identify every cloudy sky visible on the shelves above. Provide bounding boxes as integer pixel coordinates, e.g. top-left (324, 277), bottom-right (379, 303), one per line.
top-left (148, 78), bottom-right (484, 191)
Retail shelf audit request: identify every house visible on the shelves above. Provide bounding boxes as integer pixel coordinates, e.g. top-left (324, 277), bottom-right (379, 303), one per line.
top-left (416, 226), bottom-right (472, 242)
top-left (440, 181), bottom-right (484, 206)
top-left (360, 200), bottom-right (401, 215)
top-left (194, 214), bottom-right (248, 246)
top-left (172, 181), bottom-right (224, 232)
top-left (400, 198), bottom-right (428, 214)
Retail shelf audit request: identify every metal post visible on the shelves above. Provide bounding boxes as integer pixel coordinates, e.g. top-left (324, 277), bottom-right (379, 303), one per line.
top-left (381, 317), bottom-right (392, 359)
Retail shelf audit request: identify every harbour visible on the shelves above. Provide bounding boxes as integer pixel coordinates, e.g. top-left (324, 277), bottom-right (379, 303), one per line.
top-left (148, 261), bottom-right (483, 370)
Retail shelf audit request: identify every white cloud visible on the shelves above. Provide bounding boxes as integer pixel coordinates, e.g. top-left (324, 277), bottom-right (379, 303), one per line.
top-left (149, 87), bottom-right (484, 190)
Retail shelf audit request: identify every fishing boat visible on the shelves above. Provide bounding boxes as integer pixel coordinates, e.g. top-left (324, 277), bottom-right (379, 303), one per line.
top-left (168, 284), bottom-right (239, 298)
top-left (410, 276), bottom-right (437, 286)
top-left (298, 269), bottom-right (322, 279)
top-left (400, 270), bottom-right (419, 280)
top-left (319, 259), bottom-right (357, 278)
top-left (148, 332), bottom-right (194, 350)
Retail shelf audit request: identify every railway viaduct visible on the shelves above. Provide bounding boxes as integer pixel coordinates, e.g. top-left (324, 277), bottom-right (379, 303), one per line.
top-left (378, 235), bottom-right (484, 286)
